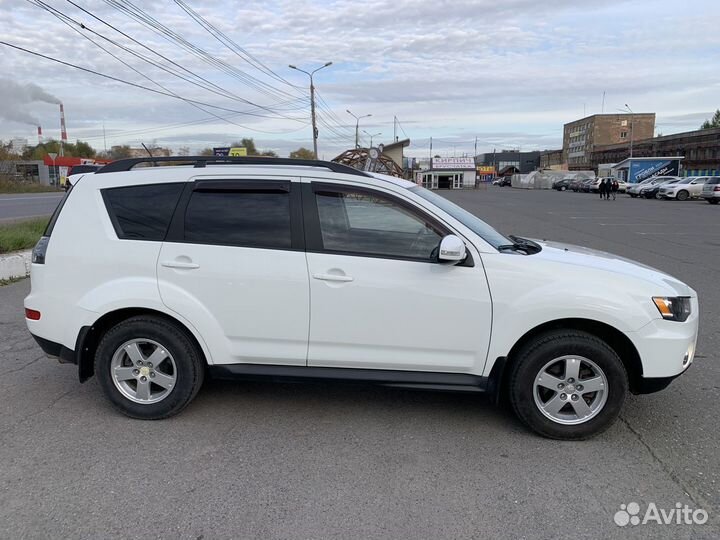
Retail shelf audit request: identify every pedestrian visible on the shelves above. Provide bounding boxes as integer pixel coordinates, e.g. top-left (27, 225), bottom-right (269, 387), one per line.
top-left (604, 178), bottom-right (612, 200)
top-left (598, 178), bottom-right (605, 199)
top-left (611, 179), bottom-right (619, 200)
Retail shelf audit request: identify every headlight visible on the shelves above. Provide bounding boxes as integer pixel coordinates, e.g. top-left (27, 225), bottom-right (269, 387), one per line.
top-left (652, 297), bottom-right (691, 322)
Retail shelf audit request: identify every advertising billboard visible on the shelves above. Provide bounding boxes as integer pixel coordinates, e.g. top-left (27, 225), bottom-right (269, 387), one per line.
top-left (431, 157), bottom-right (475, 170)
top-left (629, 159), bottom-right (680, 183)
top-left (213, 147), bottom-right (248, 157)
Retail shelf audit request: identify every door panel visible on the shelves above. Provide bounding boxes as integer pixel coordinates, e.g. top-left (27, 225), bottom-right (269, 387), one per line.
top-left (158, 243), bottom-right (309, 365)
top-left (306, 252), bottom-right (491, 372)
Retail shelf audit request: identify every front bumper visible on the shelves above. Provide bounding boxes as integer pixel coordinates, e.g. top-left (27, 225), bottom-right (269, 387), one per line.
top-left (626, 302), bottom-right (699, 379)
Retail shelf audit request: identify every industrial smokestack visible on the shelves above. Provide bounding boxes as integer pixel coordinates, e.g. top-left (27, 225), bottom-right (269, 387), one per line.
top-left (37, 125), bottom-right (43, 144)
top-left (59, 103), bottom-right (68, 157)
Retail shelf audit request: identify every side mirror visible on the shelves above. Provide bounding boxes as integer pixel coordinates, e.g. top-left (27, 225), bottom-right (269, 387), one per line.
top-left (438, 235), bottom-right (466, 263)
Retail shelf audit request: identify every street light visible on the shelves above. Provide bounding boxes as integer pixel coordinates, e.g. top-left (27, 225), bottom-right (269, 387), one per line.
top-left (289, 61), bottom-right (333, 159)
top-left (363, 130), bottom-right (382, 148)
top-left (347, 109), bottom-right (372, 149)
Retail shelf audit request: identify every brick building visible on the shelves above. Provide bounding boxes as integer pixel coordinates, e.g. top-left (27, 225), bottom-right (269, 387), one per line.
top-left (564, 113), bottom-right (655, 170)
top-left (539, 149), bottom-right (564, 170)
top-left (592, 127), bottom-right (720, 176)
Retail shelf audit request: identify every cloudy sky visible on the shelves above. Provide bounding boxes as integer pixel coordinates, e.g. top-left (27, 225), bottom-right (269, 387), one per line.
top-left (1, 0), bottom-right (719, 158)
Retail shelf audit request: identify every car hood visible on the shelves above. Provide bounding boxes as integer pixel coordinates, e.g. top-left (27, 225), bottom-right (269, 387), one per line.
top-left (528, 240), bottom-right (694, 296)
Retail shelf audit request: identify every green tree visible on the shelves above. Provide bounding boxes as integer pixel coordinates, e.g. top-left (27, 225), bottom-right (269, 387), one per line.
top-left (21, 139), bottom-right (96, 159)
top-left (289, 147), bottom-right (314, 160)
top-left (258, 149), bottom-right (278, 157)
top-left (199, 147), bottom-right (214, 156)
top-left (700, 109), bottom-right (720, 129)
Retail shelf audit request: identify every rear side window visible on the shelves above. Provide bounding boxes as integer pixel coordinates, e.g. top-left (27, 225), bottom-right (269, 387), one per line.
top-left (103, 183), bottom-right (184, 241)
top-left (184, 189), bottom-right (291, 249)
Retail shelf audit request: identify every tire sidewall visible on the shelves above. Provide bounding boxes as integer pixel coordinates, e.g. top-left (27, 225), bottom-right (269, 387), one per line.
top-left (510, 332), bottom-right (628, 440)
top-left (95, 317), bottom-right (202, 419)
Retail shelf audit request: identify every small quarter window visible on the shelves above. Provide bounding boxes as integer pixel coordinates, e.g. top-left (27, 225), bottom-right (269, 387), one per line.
top-left (103, 183), bottom-right (184, 241)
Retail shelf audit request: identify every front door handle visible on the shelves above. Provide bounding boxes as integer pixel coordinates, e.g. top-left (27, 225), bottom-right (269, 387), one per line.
top-left (161, 260), bottom-right (200, 269)
top-left (312, 273), bottom-right (354, 282)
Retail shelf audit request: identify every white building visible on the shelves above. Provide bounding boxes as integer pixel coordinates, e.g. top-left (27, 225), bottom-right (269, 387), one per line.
top-left (416, 157), bottom-right (477, 189)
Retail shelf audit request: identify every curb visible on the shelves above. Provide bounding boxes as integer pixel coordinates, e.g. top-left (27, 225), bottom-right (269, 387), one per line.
top-left (0, 250), bottom-right (32, 280)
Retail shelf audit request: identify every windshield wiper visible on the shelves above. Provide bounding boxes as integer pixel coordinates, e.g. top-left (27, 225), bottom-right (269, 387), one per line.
top-left (497, 235), bottom-right (542, 255)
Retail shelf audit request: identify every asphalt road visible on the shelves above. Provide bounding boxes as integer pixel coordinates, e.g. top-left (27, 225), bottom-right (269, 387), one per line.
top-left (0, 192), bottom-right (64, 222)
top-left (1, 187), bottom-right (718, 539)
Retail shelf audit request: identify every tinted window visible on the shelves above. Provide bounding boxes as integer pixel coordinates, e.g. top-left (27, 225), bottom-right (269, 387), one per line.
top-left (185, 190), bottom-right (291, 248)
top-left (315, 189), bottom-right (443, 260)
top-left (103, 183), bottom-right (183, 241)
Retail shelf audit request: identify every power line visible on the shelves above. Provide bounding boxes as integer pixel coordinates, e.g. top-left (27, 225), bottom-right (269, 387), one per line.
top-left (101, 0), bottom-right (300, 103)
top-left (0, 40), bottom-right (310, 126)
top-left (172, 0), bottom-right (301, 93)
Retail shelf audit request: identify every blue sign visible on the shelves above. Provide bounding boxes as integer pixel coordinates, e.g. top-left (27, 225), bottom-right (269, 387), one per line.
top-left (628, 159), bottom-right (680, 183)
top-left (213, 147), bottom-right (230, 157)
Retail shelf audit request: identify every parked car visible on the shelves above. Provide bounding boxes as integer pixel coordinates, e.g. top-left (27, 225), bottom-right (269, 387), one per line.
top-left (25, 156), bottom-right (699, 440)
top-left (569, 178), bottom-right (586, 192)
top-left (616, 180), bottom-right (627, 193)
top-left (627, 176), bottom-right (678, 198)
top-left (498, 176), bottom-right (512, 187)
top-left (553, 178), bottom-right (572, 191)
top-left (580, 179), bottom-right (596, 192)
top-left (659, 176), bottom-right (711, 200)
top-left (700, 176), bottom-right (720, 204)
top-left (640, 178), bottom-right (681, 199)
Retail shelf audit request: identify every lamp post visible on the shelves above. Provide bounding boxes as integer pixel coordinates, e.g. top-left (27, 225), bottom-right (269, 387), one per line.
top-left (624, 103), bottom-right (634, 158)
top-left (289, 61), bottom-right (333, 159)
top-left (347, 109), bottom-right (371, 148)
top-left (363, 130), bottom-right (382, 148)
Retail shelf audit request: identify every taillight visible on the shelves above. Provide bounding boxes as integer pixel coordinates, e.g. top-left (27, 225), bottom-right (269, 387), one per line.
top-left (25, 308), bottom-right (41, 320)
top-left (714, 186), bottom-right (720, 191)
top-left (32, 236), bottom-right (49, 264)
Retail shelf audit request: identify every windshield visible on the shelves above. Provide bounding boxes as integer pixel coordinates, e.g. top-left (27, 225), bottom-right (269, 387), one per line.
top-left (409, 186), bottom-right (510, 248)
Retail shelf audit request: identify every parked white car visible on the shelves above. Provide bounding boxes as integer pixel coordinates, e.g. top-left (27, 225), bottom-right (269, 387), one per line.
top-left (25, 157), bottom-right (699, 439)
top-left (659, 176), bottom-right (711, 200)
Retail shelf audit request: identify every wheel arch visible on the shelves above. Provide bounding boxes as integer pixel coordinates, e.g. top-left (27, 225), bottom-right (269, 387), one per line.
top-left (493, 318), bottom-right (643, 402)
top-left (77, 307), bottom-right (209, 383)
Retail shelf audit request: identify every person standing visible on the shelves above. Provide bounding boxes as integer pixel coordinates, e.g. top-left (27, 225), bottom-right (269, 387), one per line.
top-left (604, 178), bottom-right (611, 200)
top-left (598, 178), bottom-right (605, 199)
top-left (611, 179), bottom-right (619, 200)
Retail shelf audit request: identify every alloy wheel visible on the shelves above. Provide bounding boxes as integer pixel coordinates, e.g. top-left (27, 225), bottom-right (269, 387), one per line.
top-left (110, 338), bottom-right (177, 404)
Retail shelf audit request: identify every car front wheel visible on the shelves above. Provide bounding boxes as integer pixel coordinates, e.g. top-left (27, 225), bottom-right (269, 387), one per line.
top-left (95, 315), bottom-right (205, 419)
top-left (676, 190), bottom-right (689, 201)
top-left (508, 330), bottom-right (628, 440)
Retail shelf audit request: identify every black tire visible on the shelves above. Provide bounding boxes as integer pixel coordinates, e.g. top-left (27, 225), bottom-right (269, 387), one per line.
top-left (508, 330), bottom-right (628, 440)
top-left (560, 186), bottom-right (567, 191)
top-left (676, 190), bottom-right (689, 201)
top-left (95, 315), bottom-right (205, 419)
top-left (629, 194), bottom-right (636, 198)
top-left (707, 199), bottom-right (718, 205)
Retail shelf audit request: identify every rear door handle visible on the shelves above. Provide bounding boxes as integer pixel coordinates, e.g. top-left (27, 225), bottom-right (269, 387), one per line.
top-left (312, 273), bottom-right (354, 282)
top-left (161, 261), bottom-right (200, 269)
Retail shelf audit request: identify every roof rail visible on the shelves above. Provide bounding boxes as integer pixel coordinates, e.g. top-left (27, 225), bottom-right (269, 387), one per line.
top-left (95, 156), bottom-right (372, 177)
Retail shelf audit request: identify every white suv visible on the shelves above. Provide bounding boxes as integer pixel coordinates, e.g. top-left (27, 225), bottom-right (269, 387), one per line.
top-left (25, 157), bottom-right (699, 439)
top-left (659, 176), bottom-right (710, 200)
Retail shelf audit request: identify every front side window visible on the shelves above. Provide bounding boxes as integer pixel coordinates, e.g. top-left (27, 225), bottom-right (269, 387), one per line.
top-left (314, 188), bottom-right (444, 261)
top-left (184, 189), bottom-right (291, 249)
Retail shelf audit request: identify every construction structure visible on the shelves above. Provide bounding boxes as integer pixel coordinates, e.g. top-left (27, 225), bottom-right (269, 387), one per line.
top-left (332, 147), bottom-right (404, 177)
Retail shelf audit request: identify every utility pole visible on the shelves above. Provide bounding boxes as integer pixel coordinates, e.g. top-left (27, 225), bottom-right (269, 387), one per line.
top-left (347, 109), bottom-right (371, 148)
top-left (289, 62), bottom-right (333, 159)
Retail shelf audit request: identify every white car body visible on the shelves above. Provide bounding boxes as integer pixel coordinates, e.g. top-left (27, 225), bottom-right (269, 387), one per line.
top-left (659, 176), bottom-right (710, 199)
top-left (24, 158), bottom-right (700, 437)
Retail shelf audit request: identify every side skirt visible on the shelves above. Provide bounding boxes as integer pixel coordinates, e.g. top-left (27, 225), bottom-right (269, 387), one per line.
top-left (208, 364), bottom-right (488, 393)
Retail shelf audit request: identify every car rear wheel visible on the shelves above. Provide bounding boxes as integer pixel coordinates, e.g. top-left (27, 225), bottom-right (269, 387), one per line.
top-left (560, 186), bottom-right (567, 191)
top-left (508, 330), bottom-right (628, 440)
top-left (95, 315), bottom-right (205, 419)
top-left (676, 190), bottom-right (689, 201)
